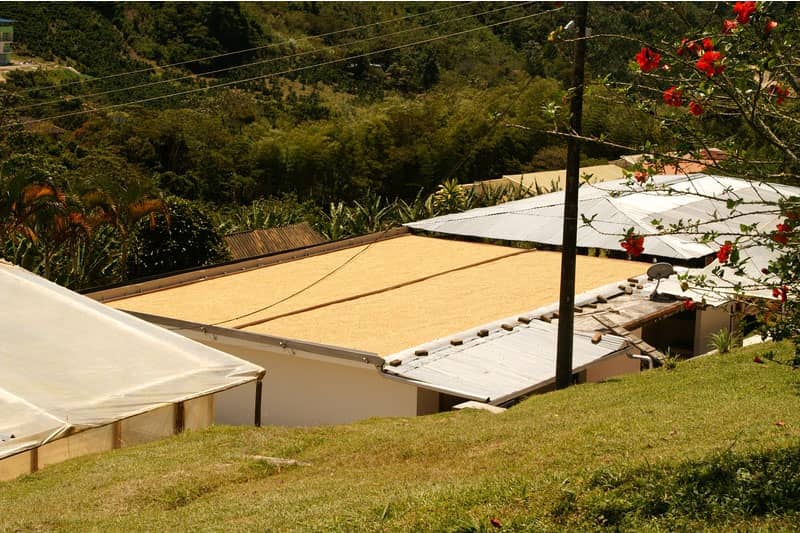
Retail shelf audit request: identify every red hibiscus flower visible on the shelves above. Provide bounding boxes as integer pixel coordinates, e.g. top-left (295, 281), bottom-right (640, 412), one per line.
top-left (634, 171), bottom-right (648, 184)
top-left (696, 51), bottom-right (725, 77)
top-left (772, 222), bottom-right (791, 245)
top-left (772, 286), bottom-right (788, 302)
top-left (717, 241), bottom-right (733, 263)
top-left (621, 234), bottom-right (645, 257)
top-left (663, 86), bottom-right (683, 107)
top-left (689, 101), bottom-right (704, 116)
top-left (683, 299), bottom-right (696, 311)
top-left (733, 1), bottom-right (756, 24)
top-left (768, 84), bottom-right (790, 105)
top-left (723, 19), bottom-right (738, 33)
top-left (635, 47), bottom-right (661, 72)
top-left (765, 20), bottom-right (778, 34)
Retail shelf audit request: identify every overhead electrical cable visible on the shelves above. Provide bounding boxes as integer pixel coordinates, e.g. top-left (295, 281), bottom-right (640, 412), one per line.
top-left (10, 1), bottom-right (477, 96)
top-left (209, 228), bottom-right (397, 327)
top-left (162, 8), bottom-right (560, 330)
top-left (209, 77), bottom-right (538, 329)
top-left (7, 6), bottom-right (562, 129)
top-left (9, 1), bottom-right (533, 112)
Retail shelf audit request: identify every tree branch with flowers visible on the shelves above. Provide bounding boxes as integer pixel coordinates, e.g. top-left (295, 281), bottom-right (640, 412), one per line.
top-left (552, 2), bottom-right (800, 344)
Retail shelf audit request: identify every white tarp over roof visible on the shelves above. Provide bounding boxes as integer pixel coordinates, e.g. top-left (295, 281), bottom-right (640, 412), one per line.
top-left (0, 262), bottom-right (264, 460)
top-left (407, 174), bottom-right (799, 260)
top-left (384, 314), bottom-right (628, 405)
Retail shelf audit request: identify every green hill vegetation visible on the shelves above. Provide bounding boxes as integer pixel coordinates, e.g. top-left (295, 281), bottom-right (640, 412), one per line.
top-left (0, 2), bottom-right (725, 288)
top-left (2, 342), bottom-right (799, 531)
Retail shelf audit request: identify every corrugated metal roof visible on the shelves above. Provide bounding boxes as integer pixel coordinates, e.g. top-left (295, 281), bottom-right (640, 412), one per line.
top-left (407, 174), bottom-right (800, 261)
top-left (224, 222), bottom-right (326, 261)
top-left (379, 276), bottom-right (678, 404)
top-left (660, 245), bottom-right (779, 305)
top-left (384, 318), bottom-right (627, 405)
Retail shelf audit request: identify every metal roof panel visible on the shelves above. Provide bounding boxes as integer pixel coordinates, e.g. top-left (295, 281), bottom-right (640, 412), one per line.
top-left (407, 174), bottom-right (800, 260)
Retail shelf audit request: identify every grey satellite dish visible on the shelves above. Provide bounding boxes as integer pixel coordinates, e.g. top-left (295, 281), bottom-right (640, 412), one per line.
top-left (647, 262), bottom-right (676, 302)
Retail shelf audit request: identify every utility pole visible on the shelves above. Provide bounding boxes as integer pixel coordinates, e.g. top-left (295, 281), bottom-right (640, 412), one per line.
top-left (555, 2), bottom-right (588, 390)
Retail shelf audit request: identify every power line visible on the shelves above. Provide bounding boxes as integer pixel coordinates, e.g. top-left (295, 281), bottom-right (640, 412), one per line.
top-left (443, 76), bottom-right (535, 183)
top-left (173, 80), bottom-right (544, 331)
top-left (164, 11), bottom-right (557, 331)
top-left (7, 6), bottom-right (561, 129)
top-left (209, 227), bottom-right (397, 327)
top-left (9, 1), bottom-right (533, 113)
top-left (10, 1), bottom-right (477, 96)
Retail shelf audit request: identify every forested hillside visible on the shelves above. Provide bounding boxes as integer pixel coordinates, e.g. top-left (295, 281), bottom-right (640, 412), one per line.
top-left (0, 2), bottom-right (712, 286)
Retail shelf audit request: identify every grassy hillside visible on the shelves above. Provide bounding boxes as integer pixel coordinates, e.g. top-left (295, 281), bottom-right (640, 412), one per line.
top-left (2, 342), bottom-right (800, 531)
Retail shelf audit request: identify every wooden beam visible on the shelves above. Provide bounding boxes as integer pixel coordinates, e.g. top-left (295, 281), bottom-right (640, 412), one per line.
top-left (113, 421), bottom-right (122, 449)
top-left (174, 402), bottom-right (185, 434)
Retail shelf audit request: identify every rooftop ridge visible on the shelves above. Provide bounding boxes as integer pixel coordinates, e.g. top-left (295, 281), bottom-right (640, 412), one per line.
top-left (223, 221), bottom-right (316, 237)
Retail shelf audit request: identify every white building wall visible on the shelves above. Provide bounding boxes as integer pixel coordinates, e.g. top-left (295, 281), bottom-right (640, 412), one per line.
top-left (205, 341), bottom-right (419, 426)
top-left (584, 352), bottom-right (641, 382)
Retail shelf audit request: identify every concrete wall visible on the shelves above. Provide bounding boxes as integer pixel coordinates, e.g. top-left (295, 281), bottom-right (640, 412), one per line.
top-left (206, 341), bottom-right (419, 426)
top-left (694, 304), bottom-right (735, 355)
top-left (0, 395), bottom-right (215, 481)
top-left (416, 388), bottom-right (440, 416)
top-left (584, 352), bottom-right (641, 382)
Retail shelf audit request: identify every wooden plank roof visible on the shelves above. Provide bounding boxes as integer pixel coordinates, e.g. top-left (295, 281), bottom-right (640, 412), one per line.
top-left (224, 222), bottom-right (326, 261)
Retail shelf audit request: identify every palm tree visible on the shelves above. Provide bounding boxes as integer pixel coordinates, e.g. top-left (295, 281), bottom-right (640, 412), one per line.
top-left (81, 189), bottom-right (168, 279)
top-left (70, 154), bottom-right (169, 279)
top-left (0, 172), bottom-right (60, 245)
top-left (30, 193), bottom-right (91, 280)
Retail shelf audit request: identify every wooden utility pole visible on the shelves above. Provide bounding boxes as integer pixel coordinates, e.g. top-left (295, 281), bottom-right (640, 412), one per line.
top-left (555, 2), bottom-right (588, 390)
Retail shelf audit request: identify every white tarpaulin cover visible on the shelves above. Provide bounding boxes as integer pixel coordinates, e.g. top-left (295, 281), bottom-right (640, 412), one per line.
top-left (407, 174), bottom-right (800, 260)
top-left (0, 262), bottom-right (264, 460)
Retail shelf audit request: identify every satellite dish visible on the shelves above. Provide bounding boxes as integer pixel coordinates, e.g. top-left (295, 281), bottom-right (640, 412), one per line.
top-left (647, 262), bottom-right (674, 280)
top-left (647, 262), bottom-right (676, 302)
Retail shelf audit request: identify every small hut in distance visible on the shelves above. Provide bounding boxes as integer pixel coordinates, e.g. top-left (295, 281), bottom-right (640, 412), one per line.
top-left (0, 18), bottom-right (13, 66)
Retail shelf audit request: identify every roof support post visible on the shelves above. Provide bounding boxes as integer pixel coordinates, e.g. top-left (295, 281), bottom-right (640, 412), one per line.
top-left (113, 421), bottom-right (122, 449)
top-left (254, 371), bottom-right (266, 427)
top-left (30, 447), bottom-right (38, 474)
top-left (556, 2), bottom-right (588, 390)
top-left (174, 401), bottom-right (185, 434)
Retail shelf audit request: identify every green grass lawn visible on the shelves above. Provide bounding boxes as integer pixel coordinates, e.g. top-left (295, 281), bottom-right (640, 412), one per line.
top-left (2, 342), bottom-right (800, 531)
